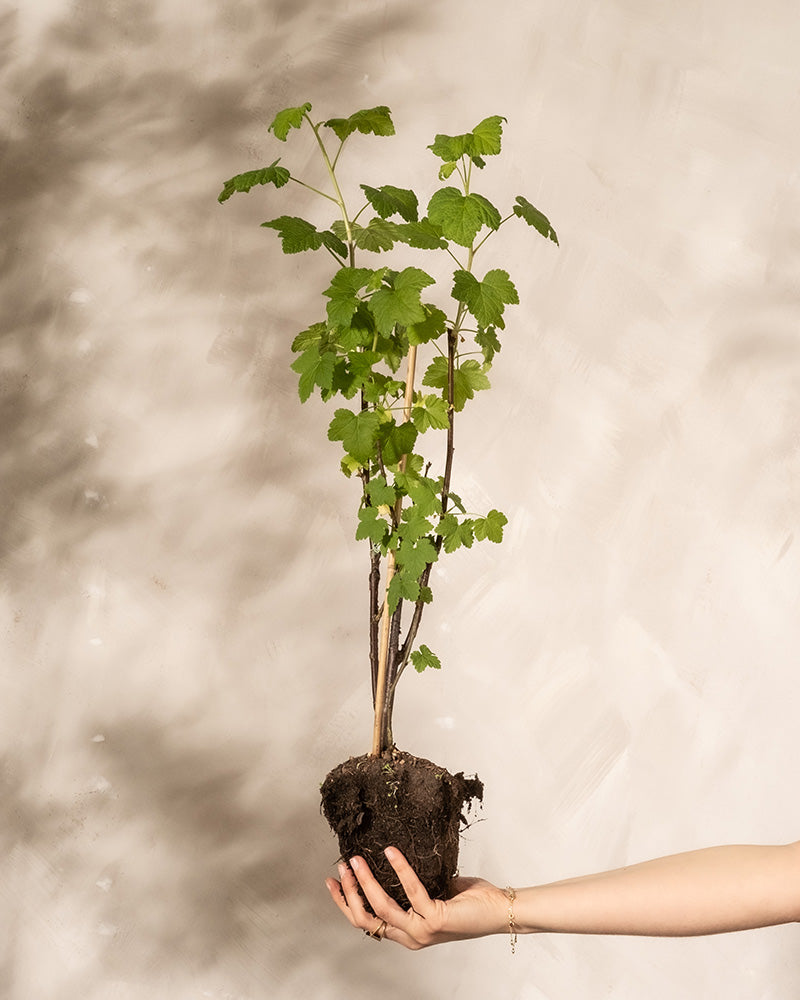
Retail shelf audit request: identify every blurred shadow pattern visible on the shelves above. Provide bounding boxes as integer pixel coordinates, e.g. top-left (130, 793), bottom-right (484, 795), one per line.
top-left (2, 1), bottom-right (436, 997)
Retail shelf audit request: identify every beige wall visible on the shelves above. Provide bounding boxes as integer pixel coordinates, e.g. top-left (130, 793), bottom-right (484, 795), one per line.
top-left (3, 1), bottom-right (800, 996)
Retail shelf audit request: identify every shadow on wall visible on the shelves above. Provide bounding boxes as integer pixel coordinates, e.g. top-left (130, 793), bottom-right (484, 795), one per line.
top-left (3, 1), bottom-right (440, 996)
top-left (0, 0), bottom-right (426, 594)
top-left (1, 718), bottom-right (442, 998)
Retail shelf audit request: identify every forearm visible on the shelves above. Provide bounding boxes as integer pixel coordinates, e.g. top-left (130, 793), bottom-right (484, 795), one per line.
top-left (514, 842), bottom-right (800, 937)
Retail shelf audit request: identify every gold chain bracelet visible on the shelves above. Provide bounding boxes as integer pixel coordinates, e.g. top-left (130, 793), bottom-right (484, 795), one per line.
top-left (503, 886), bottom-right (518, 954)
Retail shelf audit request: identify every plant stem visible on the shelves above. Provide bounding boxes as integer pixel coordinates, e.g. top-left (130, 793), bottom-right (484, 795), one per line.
top-left (306, 115), bottom-right (354, 245)
top-left (392, 326), bottom-right (457, 689)
top-left (370, 344), bottom-right (418, 756)
top-left (370, 547), bottom-right (396, 755)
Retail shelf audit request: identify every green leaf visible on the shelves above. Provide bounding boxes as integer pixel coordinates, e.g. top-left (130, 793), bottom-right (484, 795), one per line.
top-left (427, 188), bottom-right (501, 247)
top-left (395, 537), bottom-right (438, 581)
top-left (422, 357), bottom-right (491, 411)
top-left (340, 455), bottom-right (361, 478)
top-left (218, 160), bottom-right (291, 202)
top-left (327, 408), bottom-right (382, 463)
top-left (323, 106), bottom-right (395, 142)
top-left (332, 350), bottom-right (380, 398)
top-left (451, 268), bottom-right (518, 329)
top-left (438, 162), bottom-right (458, 181)
top-left (332, 217), bottom-right (401, 253)
top-left (290, 344), bottom-right (336, 402)
top-left (411, 645), bottom-right (441, 673)
top-left (474, 508), bottom-right (508, 543)
top-left (469, 116), bottom-right (506, 156)
top-left (398, 507), bottom-right (434, 543)
top-left (360, 184), bottom-right (418, 222)
top-left (407, 304), bottom-right (447, 346)
top-left (439, 514), bottom-right (475, 553)
top-left (379, 420), bottom-right (418, 467)
top-left (444, 489), bottom-right (466, 514)
top-left (261, 216), bottom-right (348, 257)
top-left (388, 570), bottom-right (419, 613)
top-left (392, 219), bottom-right (448, 250)
top-left (324, 267), bottom-right (378, 328)
top-left (428, 116), bottom-right (506, 163)
top-left (411, 394), bottom-right (450, 433)
top-left (437, 512), bottom-right (460, 553)
top-left (513, 195), bottom-right (559, 245)
top-left (366, 475), bottom-right (396, 508)
top-left (475, 326), bottom-right (501, 365)
top-left (369, 267), bottom-right (435, 334)
top-left (356, 505), bottom-right (390, 546)
top-left (269, 102), bottom-right (312, 141)
top-left (291, 322), bottom-right (326, 353)
top-left (394, 472), bottom-right (442, 518)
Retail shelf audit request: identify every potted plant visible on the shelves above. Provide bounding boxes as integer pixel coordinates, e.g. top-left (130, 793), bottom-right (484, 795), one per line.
top-left (218, 102), bottom-right (557, 908)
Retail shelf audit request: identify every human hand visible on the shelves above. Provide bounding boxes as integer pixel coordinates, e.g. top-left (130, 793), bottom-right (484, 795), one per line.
top-left (324, 846), bottom-right (508, 950)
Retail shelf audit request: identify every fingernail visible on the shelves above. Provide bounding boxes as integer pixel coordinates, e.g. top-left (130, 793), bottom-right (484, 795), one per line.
top-left (384, 846), bottom-right (396, 860)
top-left (350, 856), bottom-right (360, 871)
top-left (338, 863), bottom-right (347, 879)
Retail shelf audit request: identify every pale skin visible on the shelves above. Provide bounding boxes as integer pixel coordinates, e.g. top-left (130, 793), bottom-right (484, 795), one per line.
top-left (325, 841), bottom-right (800, 950)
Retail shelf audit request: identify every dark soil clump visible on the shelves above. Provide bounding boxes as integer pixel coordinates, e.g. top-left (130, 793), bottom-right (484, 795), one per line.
top-left (321, 748), bottom-right (483, 909)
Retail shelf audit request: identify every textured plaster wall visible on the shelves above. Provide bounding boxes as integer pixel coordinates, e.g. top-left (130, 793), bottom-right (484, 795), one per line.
top-left (2, 1), bottom-right (800, 997)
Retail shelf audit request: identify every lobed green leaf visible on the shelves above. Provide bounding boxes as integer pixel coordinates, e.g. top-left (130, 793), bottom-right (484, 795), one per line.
top-left (388, 570), bottom-right (419, 614)
top-left (261, 216), bottom-right (347, 256)
top-left (360, 184), bottom-right (419, 222)
top-left (411, 644), bottom-right (442, 673)
top-left (439, 513), bottom-right (476, 553)
top-left (451, 268), bottom-right (518, 329)
top-left (395, 536), bottom-right (438, 583)
top-left (331, 350), bottom-right (380, 398)
top-left (411, 394), bottom-right (450, 432)
top-left (332, 217), bottom-right (401, 254)
top-left (475, 326), bottom-right (502, 365)
top-left (422, 356), bottom-right (491, 412)
top-left (394, 471), bottom-right (442, 518)
top-left (291, 321), bottom-right (327, 353)
top-left (327, 408), bottom-right (382, 464)
top-left (369, 267), bottom-right (435, 335)
top-left (291, 343), bottom-right (336, 402)
top-left (513, 195), bottom-right (559, 245)
top-left (323, 106), bottom-right (395, 142)
top-left (406, 304), bottom-right (447, 346)
top-left (356, 505), bottom-right (390, 546)
top-left (324, 267), bottom-right (379, 328)
top-left (469, 116), bottom-right (506, 156)
top-left (366, 475), bottom-right (396, 508)
top-left (392, 219), bottom-right (448, 250)
top-left (428, 116), bottom-right (506, 163)
top-left (473, 508), bottom-right (508, 543)
top-left (218, 160), bottom-right (291, 202)
top-left (398, 507), bottom-right (434, 544)
top-left (378, 419), bottom-right (418, 467)
top-left (427, 188), bottom-right (501, 247)
top-left (269, 102), bottom-right (312, 141)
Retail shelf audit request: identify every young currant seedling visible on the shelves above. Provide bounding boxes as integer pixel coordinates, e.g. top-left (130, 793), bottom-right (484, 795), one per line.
top-left (219, 102), bottom-right (557, 756)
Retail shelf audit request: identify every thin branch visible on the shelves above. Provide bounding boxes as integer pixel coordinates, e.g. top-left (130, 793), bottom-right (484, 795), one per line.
top-left (288, 176), bottom-right (339, 204)
top-left (393, 327), bottom-right (457, 688)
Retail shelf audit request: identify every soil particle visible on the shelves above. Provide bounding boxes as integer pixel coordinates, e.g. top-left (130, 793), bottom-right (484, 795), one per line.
top-left (321, 748), bottom-right (483, 909)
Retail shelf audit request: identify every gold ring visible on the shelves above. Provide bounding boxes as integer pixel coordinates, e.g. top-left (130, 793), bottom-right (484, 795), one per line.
top-left (365, 919), bottom-right (387, 941)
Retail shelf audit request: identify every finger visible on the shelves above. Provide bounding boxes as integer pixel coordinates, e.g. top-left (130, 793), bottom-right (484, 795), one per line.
top-left (327, 869), bottom-right (422, 950)
top-left (383, 846), bottom-right (435, 916)
top-left (336, 862), bottom-right (375, 927)
top-left (325, 876), bottom-right (359, 929)
top-left (349, 856), bottom-right (419, 928)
